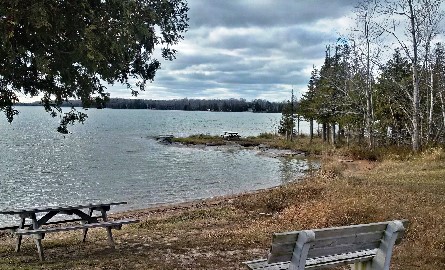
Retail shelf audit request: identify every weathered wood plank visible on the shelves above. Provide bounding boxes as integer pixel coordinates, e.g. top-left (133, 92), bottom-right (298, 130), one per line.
top-left (311, 231), bottom-right (383, 249)
top-left (268, 231), bottom-right (383, 261)
top-left (268, 242), bottom-right (380, 265)
top-left (246, 250), bottom-right (378, 270)
top-left (0, 216), bottom-right (103, 231)
top-left (306, 249), bottom-right (377, 266)
top-left (307, 241), bottom-right (381, 258)
top-left (271, 220), bottom-right (408, 244)
top-left (273, 225), bottom-right (384, 244)
top-left (245, 260), bottom-right (289, 270)
top-left (304, 254), bottom-right (376, 269)
top-left (15, 219), bottom-right (139, 235)
top-left (0, 225), bottom-right (23, 231)
top-left (0, 202), bottom-right (127, 215)
top-left (244, 258), bottom-right (268, 269)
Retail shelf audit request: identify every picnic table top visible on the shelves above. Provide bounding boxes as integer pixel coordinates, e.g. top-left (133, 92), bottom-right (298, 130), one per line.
top-left (0, 201), bottom-right (127, 215)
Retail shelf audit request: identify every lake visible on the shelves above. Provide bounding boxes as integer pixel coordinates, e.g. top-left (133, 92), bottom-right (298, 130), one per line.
top-left (0, 107), bottom-right (318, 225)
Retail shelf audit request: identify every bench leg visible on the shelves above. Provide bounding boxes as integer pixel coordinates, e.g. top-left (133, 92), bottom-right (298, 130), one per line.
top-left (15, 217), bottom-right (26, 252)
top-left (100, 209), bottom-right (115, 249)
top-left (30, 214), bottom-right (45, 261)
top-left (82, 228), bottom-right (88, 242)
top-left (35, 238), bottom-right (45, 261)
top-left (351, 261), bottom-right (372, 270)
top-left (106, 227), bottom-right (115, 249)
top-left (82, 208), bottom-right (94, 242)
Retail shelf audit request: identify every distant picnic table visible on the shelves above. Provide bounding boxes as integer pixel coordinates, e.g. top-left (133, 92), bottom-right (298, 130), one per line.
top-left (0, 201), bottom-right (139, 261)
top-left (221, 131), bottom-right (241, 140)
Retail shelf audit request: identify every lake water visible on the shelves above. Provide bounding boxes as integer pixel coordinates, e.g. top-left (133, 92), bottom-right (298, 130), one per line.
top-left (0, 107), bottom-right (318, 225)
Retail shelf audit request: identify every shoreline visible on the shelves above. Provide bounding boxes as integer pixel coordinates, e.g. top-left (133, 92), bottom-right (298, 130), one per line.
top-left (110, 183), bottom-right (284, 220)
top-left (114, 138), bottom-right (318, 218)
top-left (106, 139), bottom-right (318, 220)
top-left (1, 155), bottom-right (444, 269)
top-left (166, 139), bottom-right (309, 158)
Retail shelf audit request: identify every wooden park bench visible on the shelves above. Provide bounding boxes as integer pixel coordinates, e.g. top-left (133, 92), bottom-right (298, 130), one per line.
top-left (244, 220), bottom-right (408, 270)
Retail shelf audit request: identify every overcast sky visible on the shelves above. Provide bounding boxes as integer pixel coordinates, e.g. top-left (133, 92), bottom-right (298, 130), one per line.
top-left (108, 0), bottom-right (358, 102)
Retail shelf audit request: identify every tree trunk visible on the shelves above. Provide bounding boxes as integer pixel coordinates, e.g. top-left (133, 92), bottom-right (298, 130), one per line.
top-left (337, 124), bottom-right (343, 144)
top-left (409, 0), bottom-right (421, 152)
top-left (309, 119), bottom-right (314, 142)
top-left (427, 71), bottom-right (434, 144)
top-left (297, 115), bottom-right (300, 135)
top-left (439, 91), bottom-right (445, 136)
top-left (322, 123), bottom-right (328, 142)
top-left (330, 123), bottom-right (336, 145)
top-left (365, 12), bottom-right (374, 149)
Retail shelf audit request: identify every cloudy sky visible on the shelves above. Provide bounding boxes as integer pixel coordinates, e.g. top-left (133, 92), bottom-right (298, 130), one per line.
top-left (108, 0), bottom-right (358, 102)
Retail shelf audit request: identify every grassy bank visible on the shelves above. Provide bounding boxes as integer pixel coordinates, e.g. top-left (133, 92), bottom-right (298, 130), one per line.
top-left (0, 141), bottom-right (444, 269)
top-left (172, 133), bottom-right (325, 155)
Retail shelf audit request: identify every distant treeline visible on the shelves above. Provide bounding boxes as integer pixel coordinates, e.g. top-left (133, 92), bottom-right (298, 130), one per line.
top-left (21, 98), bottom-right (286, 113)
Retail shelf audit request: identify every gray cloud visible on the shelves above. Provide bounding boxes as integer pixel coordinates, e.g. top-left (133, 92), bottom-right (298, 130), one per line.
top-left (111, 0), bottom-right (357, 101)
top-left (188, 0), bottom-right (356, 28)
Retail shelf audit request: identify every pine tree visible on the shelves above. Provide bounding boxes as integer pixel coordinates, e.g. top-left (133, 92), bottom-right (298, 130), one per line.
top-left (278, 100), bottom-right (295, 141)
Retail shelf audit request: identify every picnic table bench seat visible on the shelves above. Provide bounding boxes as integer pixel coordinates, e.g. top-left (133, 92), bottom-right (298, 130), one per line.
top-left (0, 216), bottom-right (103, 232)
top-left (244, 220), bottom-right (408, 270)
top-left (15, 219), bottom-right (139, 237)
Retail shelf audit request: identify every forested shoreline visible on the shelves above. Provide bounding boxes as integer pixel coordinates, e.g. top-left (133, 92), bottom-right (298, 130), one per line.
top-left (19, 98), bottom-right (285, 113)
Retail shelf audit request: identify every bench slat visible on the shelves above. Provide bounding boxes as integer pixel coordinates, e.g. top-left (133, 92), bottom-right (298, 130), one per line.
top-left (305, 250), bottom-right (377, 269)
top-left (0, 216), bottom-right (104, 232)
top-left (269, 231), bottom-right (383, 258)
top-left (268, 240), bottom-right (381, 263)
top-left (311, 231), bottom-right (383, 248)
top-left (246, 249), bottom-right (378, 270)
top-left (244, 259), bottom-right (288, 270)
top-left (306, 248), bottom-right (376, 265)
top-left (15, 219), bottom-right (139, 235)
top-left (308, 240), bottom-right (381, 258)
top-left (272, 220), bottom-right (408, 244)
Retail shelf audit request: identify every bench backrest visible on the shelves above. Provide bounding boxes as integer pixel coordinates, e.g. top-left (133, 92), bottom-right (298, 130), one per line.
top-left (267, 220), bottom-right (408, 269)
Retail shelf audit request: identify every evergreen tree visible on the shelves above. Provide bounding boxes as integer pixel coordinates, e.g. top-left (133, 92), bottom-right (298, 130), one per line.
top-left (298, 67), bottom-right (319, 141)
top-left (278, 100), bottom-right (295, 141)
top-left (374, 49), bottom-right (412, 144)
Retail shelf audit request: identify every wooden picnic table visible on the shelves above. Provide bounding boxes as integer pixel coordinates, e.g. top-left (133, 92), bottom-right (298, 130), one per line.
top-left (221, 131), bottom-right (241, 140)
top-left (0, 201), bottom-right (139, 261)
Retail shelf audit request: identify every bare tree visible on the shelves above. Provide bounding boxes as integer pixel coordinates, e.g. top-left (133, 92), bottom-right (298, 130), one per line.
top-left (373, 0), bottom-right (443, 151)
top-left (353, 0), bottom-right (385, 148)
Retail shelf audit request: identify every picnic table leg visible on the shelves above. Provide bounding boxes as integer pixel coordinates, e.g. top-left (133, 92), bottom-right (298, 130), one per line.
top-left (82, 208), bottom-right (94, 242)
top-left (34, 235), bottom-right (45, 261)
top-left (28, 214), bottom-right (45, 261)
top-left (15, 217), bottom-right (26, 252)
top-left (100, 209), bottom-right (115, 249)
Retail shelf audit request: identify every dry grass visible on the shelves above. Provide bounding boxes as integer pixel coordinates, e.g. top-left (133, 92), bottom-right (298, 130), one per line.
top-left (173, 133), bottom-right (325, 155)
top-left (172, 134), bottom-right (227, 146)
top-left (1, 148), bottom-right (445, 269)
